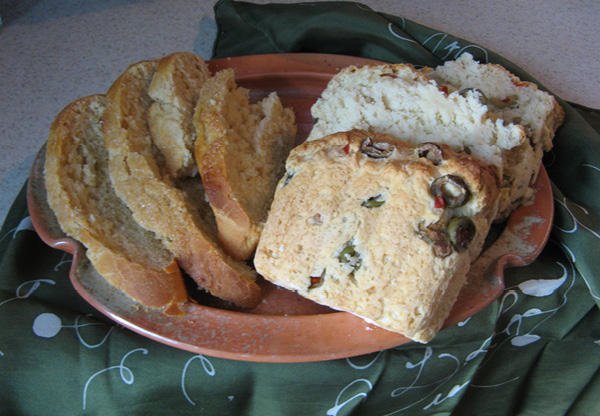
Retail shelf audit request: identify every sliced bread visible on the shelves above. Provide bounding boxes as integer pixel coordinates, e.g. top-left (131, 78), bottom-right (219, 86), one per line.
top-left (147, 52), bottom-right (211, 178)
top-left (44, 95), bottom-right (188, 315)
top-left (194, 68), bottom-right (296, 260)
top-left (103, 60), bottom-right (262, 308)
top-left (307, 54), bottom-right (563, 219)
top-left (424, 53), bottom-right (564, 216)
top-left (254, 130), bottom-right (501, 343)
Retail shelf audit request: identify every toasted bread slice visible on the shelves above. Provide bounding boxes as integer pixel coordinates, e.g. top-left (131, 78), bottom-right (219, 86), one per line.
top-left (194, 68), bottom-right (296, 260)
top-left (255, 130), bottom-right (501, 342)
top-left (103, 60), bottom-right (261, 308)
top-left (44, 95), bottom-right (187, 315)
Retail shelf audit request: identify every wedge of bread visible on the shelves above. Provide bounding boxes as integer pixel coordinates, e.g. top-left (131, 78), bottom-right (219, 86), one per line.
top-left (307, 53), bottom-right (563, 219)
top-left (44, 95), bottom-right (188, 315)
top-left (194, 68), bottom-right (296, 260)
top-left (254, 130), bottom-right (501, 343)
top-left (103, 59), bottom-right (262, 308)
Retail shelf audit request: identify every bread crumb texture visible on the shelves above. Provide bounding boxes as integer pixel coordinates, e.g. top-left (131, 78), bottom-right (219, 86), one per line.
top-left (148, 52), bottom-right (211, 178)
top-left (308, 53), bottom-right (564, 219)
top-left (44, 95), bottom-right (188, 314)
top-left (194, 68), bottom-right (296, 260)
top-left (254, 130), bottom-right (501, 342)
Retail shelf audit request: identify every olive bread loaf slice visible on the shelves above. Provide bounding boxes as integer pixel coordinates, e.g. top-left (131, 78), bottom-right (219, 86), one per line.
top-left (254, 130), bottom-right (501, 342)
top-left (103, 60), bottom-right (262, 308)
top-left (424, 53), bottom-right (564, 217)
top-left (44, 95), bottom-right (188, 315)
top-left (307, 54), bottom-right (563, 219)
top-left (194, 68), bottom-right (296, 260)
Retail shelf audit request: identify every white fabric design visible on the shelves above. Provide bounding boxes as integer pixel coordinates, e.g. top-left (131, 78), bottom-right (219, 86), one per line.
top-left (82, 348), bottom-right (148, 410)
top-left (0, 216), bottom-right (34, 243)
top-left (181, 354), bottom-right (216, 406)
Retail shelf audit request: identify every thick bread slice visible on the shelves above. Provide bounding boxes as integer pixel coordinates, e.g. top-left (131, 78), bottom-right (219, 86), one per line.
top-left (424, 53), bottom-right (564, 217)
top-left (103, 60), bottom-right (262, 308)
top-left (147, 52), bottom-right (211, 178)
top-left (194, 68), bottom-right (296, 260)
top-left (254, 130), bottom-right (501, 343)
top-left (44, 95), bottom-right (187, 315)
top-left (307, 55), bottom-right (563, 219)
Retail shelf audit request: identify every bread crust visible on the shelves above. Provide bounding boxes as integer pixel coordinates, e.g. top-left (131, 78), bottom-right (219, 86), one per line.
top-left (254, 130), bottom-right (501, 342)
top-left (194, 69), bottom-right (296, 260)
top-left (44, 95), bottom-right (188, 314)
top-left (103, 60), bottom-right (262, 308)
top-left (308, 55), bottom-right (563, 220)
top-left (148, 52), bottom-right (211, 178)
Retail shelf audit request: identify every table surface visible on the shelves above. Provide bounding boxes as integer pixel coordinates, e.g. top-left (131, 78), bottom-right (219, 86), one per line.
top-left (1, 0), bottom-right (599, 225)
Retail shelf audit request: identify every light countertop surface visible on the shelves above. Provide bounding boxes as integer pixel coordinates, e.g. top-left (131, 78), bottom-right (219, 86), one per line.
top-left (1, 0), bottom-right (599, 225)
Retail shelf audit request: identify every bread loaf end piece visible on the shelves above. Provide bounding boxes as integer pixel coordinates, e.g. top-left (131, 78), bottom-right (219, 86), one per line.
top-left (44, 95), bottom-right (188, 315)
top-left (194, 68), bottom-right (297, 260)
top-left (255, 130), bottom-right (501, 342)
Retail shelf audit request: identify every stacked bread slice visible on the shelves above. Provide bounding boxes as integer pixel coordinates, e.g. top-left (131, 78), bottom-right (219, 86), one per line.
top-left (103, 57), bottom-right (262, 308)
top-left (307, 53), bottom-right (564, 219)
top-left (44, 52), bottom-right (297, 312)
top-left (255, 54), bottom-right (563, 342)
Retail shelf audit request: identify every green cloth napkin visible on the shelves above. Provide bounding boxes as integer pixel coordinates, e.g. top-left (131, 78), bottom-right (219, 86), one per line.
top-left (2, 1), bottom-right (599, 414)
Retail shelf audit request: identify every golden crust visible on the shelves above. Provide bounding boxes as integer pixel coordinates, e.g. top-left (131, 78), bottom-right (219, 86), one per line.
top-left (255, 130), bottom-right (501, 342)
top-left (103, 60), bottom-right (261, 308)
top-left (194, 69), bottom-right (296, 260)
top-left (44, 94), bottom-right (188, 315)
top-left (83, 231), bottom-right (187, 315)
top-left (199, 135), bottom-right (258, 259)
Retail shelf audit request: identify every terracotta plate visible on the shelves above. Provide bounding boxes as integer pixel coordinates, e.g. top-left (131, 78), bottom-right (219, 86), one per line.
top-left (27, 53), bottom-right (554, 363)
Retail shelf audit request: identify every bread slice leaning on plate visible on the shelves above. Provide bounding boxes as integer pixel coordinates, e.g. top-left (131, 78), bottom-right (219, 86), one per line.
top-left (44, 94), bottom-right (188, 315)
top-left (254, 130), bottom-right (501, 343)
top-left (103, 57), bottom-right (262, 309)
top-left (194, 68), bottom-right (297, 260)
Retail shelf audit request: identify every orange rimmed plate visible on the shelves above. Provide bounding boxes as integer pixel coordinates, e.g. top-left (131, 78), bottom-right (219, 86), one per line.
top-left (27, 53), bottom-right (554, 363)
